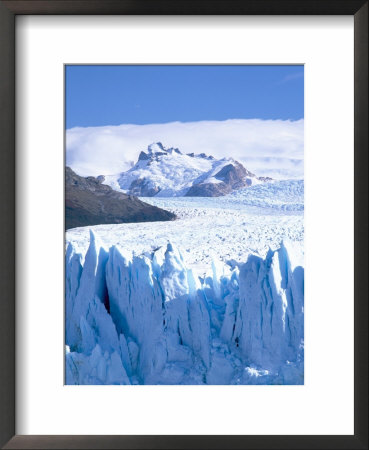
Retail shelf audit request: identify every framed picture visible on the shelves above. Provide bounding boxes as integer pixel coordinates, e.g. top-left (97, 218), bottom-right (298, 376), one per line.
top-left (0, 1), bottom-right (367, 449)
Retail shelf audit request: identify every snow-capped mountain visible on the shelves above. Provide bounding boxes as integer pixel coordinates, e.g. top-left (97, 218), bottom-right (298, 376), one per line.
top-left (102, 142), bottom-right (271, 197)
top-left (66, 119), bottom-right (304, 180)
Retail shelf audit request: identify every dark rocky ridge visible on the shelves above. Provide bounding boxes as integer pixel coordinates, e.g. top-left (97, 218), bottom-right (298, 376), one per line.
top-left (65, 167), bottom-right (176, 230)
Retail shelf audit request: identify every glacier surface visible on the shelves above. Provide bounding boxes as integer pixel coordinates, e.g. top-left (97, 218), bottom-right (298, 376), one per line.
top-left (66, 230), bottom-right (304, 385)
top-left (66, 180), bottom-right (304, 273)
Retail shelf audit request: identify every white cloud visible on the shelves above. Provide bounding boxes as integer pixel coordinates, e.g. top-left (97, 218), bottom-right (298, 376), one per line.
top-left (66, 119), bottom-right (304, 179)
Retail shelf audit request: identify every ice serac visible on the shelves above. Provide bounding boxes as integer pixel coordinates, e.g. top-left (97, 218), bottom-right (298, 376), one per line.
top-left (66, 230), bottom-right (108, 350)
top-left (65, 231), bottom-right (131, 384)
top-left (65, 231), bottom-right (304, 385)
top-left (105, 241), bottom-right (211, 384)
top-left (229, 242), bottom-right (304, 372)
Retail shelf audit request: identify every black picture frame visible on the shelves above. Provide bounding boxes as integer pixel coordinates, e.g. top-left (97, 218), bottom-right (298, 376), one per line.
top-left (0, 1), bottom-right (367, 449)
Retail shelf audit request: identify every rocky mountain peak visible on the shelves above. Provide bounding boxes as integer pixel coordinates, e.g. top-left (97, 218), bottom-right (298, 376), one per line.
top-left (148, 142), bottom-right (165, 153)
top-left (109, 143), bottom-right (272, 198)
top-left (139, 142), bottom-right (182, 162)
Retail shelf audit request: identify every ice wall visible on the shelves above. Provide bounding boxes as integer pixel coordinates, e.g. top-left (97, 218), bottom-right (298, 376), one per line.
top-left (65, 231), bottom-right (304, 385)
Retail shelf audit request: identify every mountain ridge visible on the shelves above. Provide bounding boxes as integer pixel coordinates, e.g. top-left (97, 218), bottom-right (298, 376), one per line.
top-left (103, 142), bottom-right (272, 197)
top-left (65, 167), bottom-right (176, 229)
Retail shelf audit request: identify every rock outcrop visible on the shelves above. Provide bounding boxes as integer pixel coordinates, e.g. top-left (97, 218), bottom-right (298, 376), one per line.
top-left (65, 167), bottom-right (176, 229)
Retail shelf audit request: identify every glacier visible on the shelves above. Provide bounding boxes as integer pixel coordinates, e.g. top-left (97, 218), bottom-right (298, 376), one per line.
top-left (66, 181), bottom-right (304, 272)
top-left (65, 230), bottom-right (304, 385)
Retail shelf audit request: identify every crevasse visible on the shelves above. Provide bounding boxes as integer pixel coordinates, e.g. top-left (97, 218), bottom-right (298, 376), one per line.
top-left (65, 230), bottom-right (304, 385)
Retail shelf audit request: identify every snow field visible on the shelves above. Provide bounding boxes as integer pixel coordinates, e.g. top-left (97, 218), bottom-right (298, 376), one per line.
top-left (67, 181), bottom-right (304, 273)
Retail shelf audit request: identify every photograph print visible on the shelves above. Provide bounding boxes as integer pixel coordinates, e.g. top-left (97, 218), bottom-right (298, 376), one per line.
top-left (65, 65), bottom-right (304, 385)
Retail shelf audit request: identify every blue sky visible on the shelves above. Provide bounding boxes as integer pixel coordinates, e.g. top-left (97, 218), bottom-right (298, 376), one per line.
top-left (65, 65), bottom-right (304, 129)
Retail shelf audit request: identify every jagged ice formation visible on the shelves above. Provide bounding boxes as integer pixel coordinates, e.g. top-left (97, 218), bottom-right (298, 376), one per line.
top-left (66, 230), bottom-right (304, 385)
